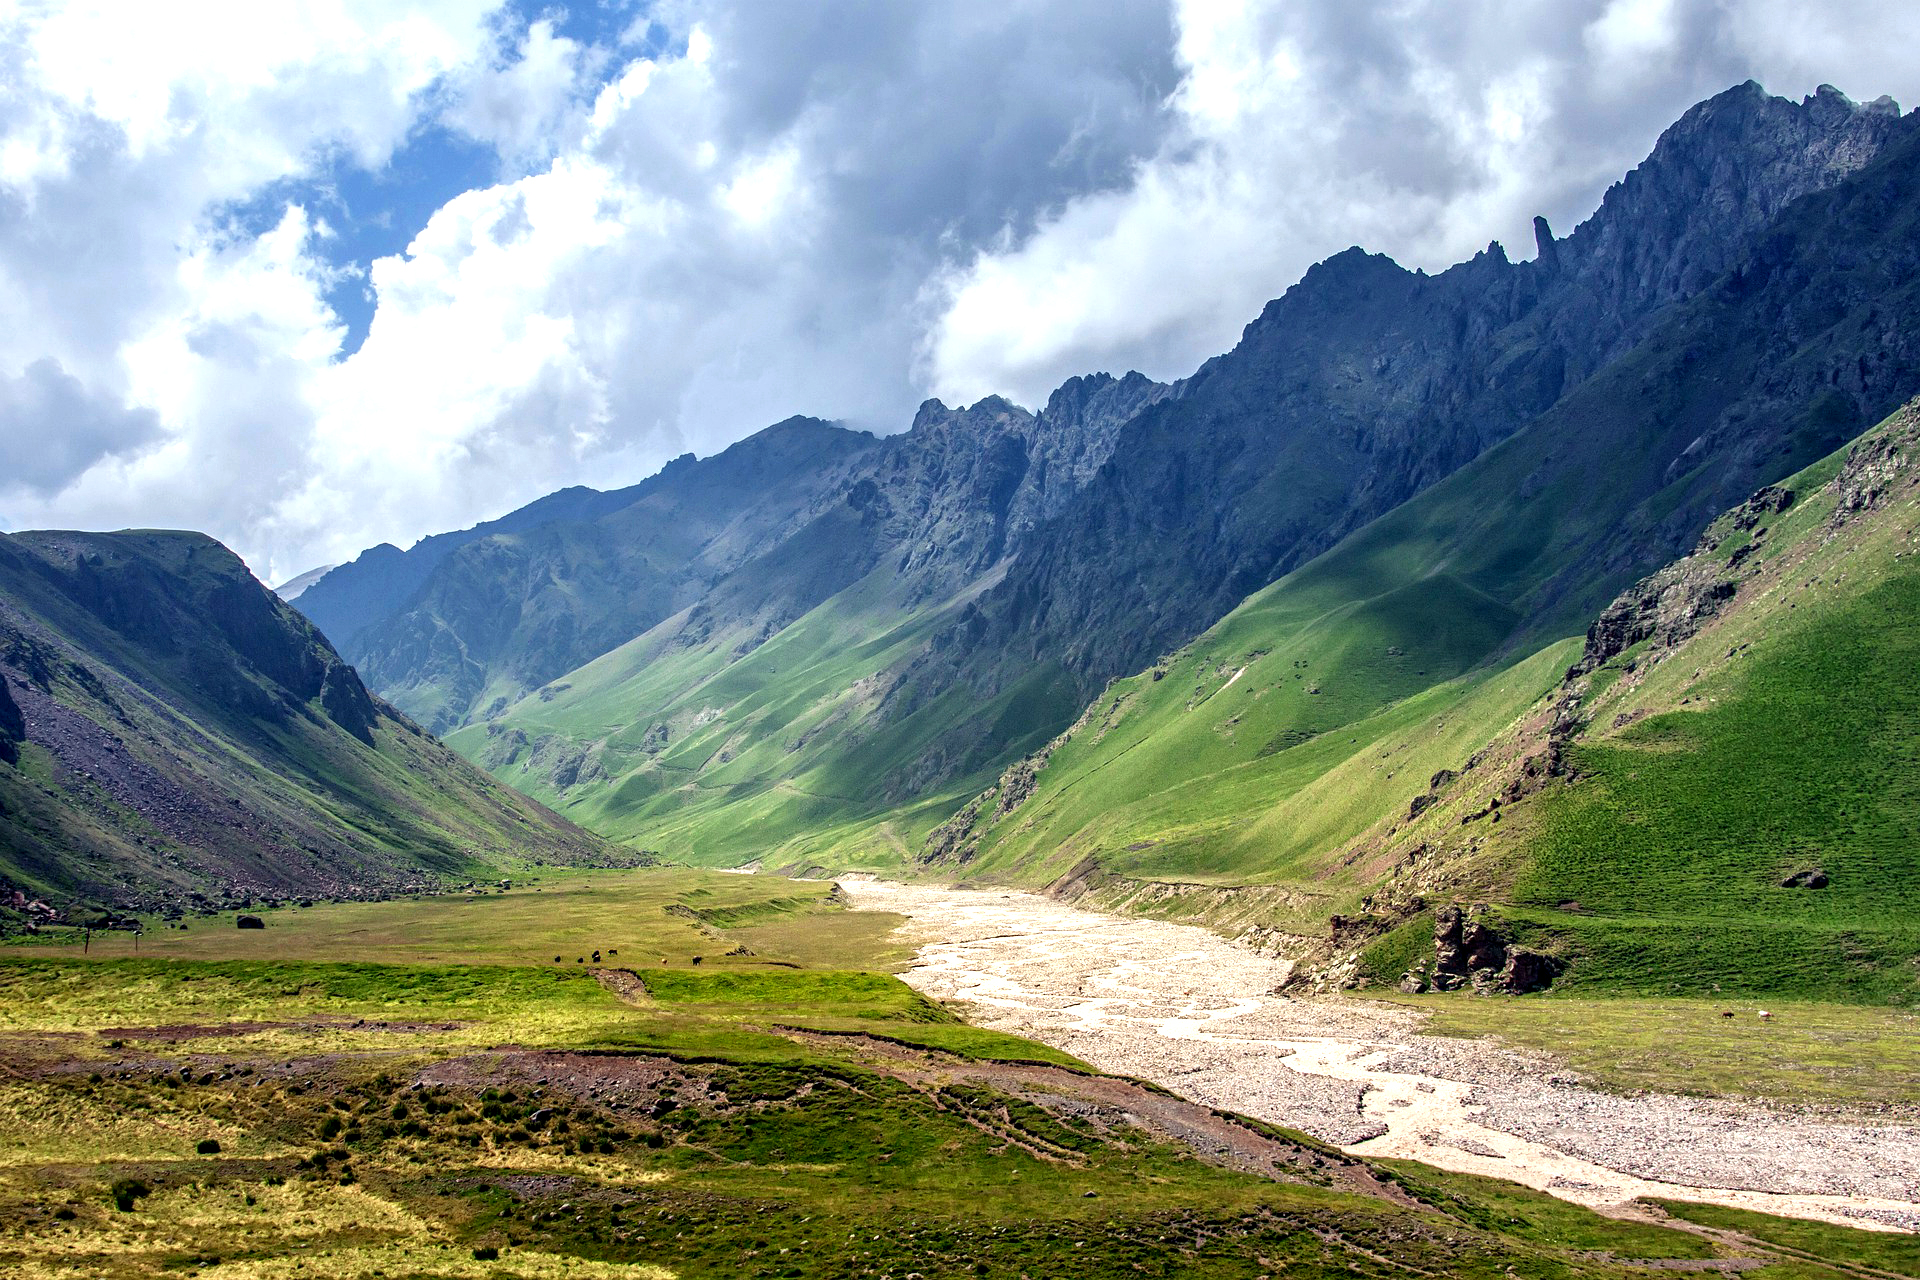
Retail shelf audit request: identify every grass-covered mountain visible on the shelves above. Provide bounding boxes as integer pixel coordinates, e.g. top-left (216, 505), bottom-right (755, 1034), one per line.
top-left (1337, 401), bottom-right (1920, 1004)
top-left (929, 393), bottom-right (1920, 1005)
top-left (0, 529), bottom-right (614, 914)
top-left (384, 85), bottom-right (1910, 857)
top-left (298, 83), bottom-right (1920, 927)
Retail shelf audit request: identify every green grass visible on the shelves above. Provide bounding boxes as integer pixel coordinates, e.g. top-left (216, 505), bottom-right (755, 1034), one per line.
top-left (1486, 420), bottom-right (1920, 1003)
top-left (0, 948), bottom-right (1813, 1279)
top-left (15, 867), bottom-right (907, 971)
top-left (0, 869), bottom-right (1886, 1277)
top-left (1652, 1201), bottom-right (1920, 1276)
top-left (1518, 572), bottom-right (1920, 925)
top-left (1393, 993), bottom-right (1920, 1105)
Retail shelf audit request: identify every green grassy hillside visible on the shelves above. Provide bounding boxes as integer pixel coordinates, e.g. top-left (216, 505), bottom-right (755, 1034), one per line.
top-left (1353, 402), bottom-right (1920, 1002)
top-left (448, 561), bottom-right (1079, 870)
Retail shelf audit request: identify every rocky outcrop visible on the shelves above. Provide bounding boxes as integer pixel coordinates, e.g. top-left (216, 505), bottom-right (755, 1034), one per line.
top-left (1570, 480), bottom-right (1803, 678)
top-left (1402, 906), bottom-right (1563, 995)
top-left (1829, 404), bottom-right (1918, 523)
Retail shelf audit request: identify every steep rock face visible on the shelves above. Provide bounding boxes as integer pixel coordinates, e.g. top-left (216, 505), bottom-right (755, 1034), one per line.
top-left (899, 84), bottom-right (1913, 738)
top-left (0, 670), bottom-right (21, 766)
top-left (0, 529), bottom-right (612, 906)
top-left (1544, 82), bottom-right (1903, 372)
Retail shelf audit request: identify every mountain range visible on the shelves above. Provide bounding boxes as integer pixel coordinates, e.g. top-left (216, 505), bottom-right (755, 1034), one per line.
top-left (9, 81), bottom-right (1918, 1001)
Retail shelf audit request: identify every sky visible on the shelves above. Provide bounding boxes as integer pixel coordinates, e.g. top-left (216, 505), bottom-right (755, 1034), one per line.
top-left (2, 0), bottom-right (1918, 584)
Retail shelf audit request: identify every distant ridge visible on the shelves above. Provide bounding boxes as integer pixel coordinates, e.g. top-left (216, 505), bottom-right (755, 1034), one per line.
top-left (271, 562), bottom-right (335, 601)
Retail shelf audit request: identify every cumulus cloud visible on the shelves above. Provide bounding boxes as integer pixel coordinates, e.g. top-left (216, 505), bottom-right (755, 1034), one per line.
top-left (441, 18), bottom-right (602, 168)
top-left (4, 0), bottom-right (1919, 583)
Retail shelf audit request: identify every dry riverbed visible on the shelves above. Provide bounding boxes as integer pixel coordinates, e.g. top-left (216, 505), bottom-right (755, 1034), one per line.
top-left (840, 877), bottom-right (1920, 1233)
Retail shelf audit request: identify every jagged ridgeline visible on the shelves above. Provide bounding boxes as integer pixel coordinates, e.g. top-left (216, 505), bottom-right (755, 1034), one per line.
top-left (295, 83), bottom-right (1920, 920)
top-left (0, 530), bottom-right (615, 911)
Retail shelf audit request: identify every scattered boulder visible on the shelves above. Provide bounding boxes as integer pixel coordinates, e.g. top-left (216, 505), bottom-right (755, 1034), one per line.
top-left (1497, 948), bottom-right (1563, 994)
top-left (1731, 485), bottom-right (1794, 531)
top-left (1780, 868), bottom-right (1829, 889)
top-left (235, 914), bottom-right (264, 930)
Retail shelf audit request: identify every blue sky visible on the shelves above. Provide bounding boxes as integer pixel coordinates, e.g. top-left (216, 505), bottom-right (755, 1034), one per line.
top-left (3, 0), bottom-right (1918, 582)
top-left (216, 2), bottom-right (674, 356)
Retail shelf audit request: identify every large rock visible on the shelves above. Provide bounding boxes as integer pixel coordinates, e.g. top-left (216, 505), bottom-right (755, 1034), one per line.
top-left (1431, 905), bottom-right (1554, 994)
top-left (1498, 948), bottom-right (1564, 994)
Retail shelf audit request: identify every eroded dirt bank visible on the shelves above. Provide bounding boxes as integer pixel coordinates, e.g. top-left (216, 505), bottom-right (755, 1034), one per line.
top-left (840, 877), bottom-right (1920, 1233)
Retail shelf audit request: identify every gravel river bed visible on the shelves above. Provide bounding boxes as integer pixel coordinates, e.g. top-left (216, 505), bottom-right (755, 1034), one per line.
top-left (840, 877), bottom-right (1920, 1233)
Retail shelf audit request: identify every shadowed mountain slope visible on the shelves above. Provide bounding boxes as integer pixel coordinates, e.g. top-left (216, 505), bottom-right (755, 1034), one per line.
top-left (0, 530), bottom-right (613, 912)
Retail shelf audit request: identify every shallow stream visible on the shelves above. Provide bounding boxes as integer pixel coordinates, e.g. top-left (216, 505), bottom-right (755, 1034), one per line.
top-left (841, 877), bottom-right (1920, 1232)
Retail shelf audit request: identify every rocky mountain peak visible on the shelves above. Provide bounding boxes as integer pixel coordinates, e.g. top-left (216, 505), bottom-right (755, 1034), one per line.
top-left (1550, 80), bottom-right (1910, 335)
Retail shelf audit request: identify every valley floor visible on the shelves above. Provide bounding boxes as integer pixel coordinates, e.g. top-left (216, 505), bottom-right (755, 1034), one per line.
top-left (840, 878), bottom-right (1920, 1233)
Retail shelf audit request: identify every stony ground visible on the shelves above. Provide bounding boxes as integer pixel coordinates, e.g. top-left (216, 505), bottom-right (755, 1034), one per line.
top-left (840, 877), bottom-right (1920, 1233)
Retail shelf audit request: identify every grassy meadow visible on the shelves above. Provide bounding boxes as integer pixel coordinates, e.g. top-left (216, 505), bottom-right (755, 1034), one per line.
top-left (20, 868), bottom-right (908, 970)
top-left (0, 864), bottom-right (1882, 1278)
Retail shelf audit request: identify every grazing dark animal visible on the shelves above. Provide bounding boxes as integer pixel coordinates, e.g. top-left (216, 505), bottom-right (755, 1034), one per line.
top-left (1720, 1010), bottom-right (1736, 1018)
top-left (236, 915), bottom-right (265, 930)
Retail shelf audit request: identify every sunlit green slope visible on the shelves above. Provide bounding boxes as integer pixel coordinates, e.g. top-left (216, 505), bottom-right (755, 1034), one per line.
top-left (446, 562), bottom-right (1083, 869)
top-left (1347, 400), bottom-right (1920, 1003)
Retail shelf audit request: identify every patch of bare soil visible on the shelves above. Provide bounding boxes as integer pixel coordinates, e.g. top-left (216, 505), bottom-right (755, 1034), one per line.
top-left (589, 969), bottom-right (651, 1005)
top-left (416, 1050), bottom-right (690, 1100)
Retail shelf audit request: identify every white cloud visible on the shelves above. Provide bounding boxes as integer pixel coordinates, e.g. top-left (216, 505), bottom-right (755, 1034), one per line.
top-left (442, 17), bottom-right (599, 167)
top-left (5, 0), bottom-right (1920, 585)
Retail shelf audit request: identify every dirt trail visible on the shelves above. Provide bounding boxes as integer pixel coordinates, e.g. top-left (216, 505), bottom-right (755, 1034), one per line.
top-left (840, 877), bottom-right (1920, 1233)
